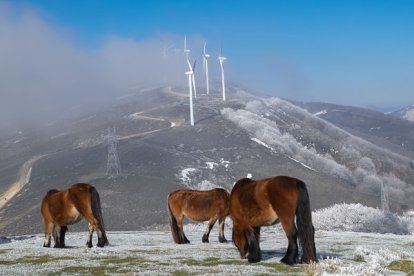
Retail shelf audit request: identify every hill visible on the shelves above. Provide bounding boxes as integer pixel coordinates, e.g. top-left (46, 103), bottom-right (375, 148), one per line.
top-left (0, 86), bottom-right (413, 235)
top-left (390, 104), bottom-right (414, 122)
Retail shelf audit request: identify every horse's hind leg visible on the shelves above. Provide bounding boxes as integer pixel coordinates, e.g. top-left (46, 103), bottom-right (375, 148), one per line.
top-left (280, 218), bottom-right (299, 265)
top-left (43, 221), bottom-right (53, 247)
top-left (218, 216), bottom-right (227, 243)
top-left (202, 217), bottom-right (217, 243)
top-left (86, 223), bottom-right (94, 248)
top-left (83, 213), bottom-right (106, 247)
top-left (177, 215), bottom-right (190, 244)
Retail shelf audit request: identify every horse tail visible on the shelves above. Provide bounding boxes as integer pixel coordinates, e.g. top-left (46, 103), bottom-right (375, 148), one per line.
top-left (295, 180), bottom-right (317, 263)
top-left (167, 194), bottom-right (181, 244)
top-left (90, 186), bottom-right (109, 245)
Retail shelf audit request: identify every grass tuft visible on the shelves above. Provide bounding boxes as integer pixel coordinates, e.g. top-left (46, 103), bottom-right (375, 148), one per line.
top-left (388, 260), bottom-right (414, 273)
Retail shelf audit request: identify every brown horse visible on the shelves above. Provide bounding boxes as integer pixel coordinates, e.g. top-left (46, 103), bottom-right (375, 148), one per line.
top-left (230, 176), bottom-right (317, 265)
top-left (167, 188), bottom-right (230, 244)
top-left (40, 183), bottom-right (108, 248)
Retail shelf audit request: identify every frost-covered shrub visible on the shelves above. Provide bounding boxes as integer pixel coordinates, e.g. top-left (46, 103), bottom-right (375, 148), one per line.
top-left (313, 203), bottom-right (414, 235)
top-left (222, 103), bottom-right (414, 208)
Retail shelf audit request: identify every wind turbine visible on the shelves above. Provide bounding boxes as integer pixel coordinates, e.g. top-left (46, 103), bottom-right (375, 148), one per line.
top-left (203, 42), bottom-right (210, 95)
top-left (191, 61), bottom-right (197, 99)
top-left (218, 49), bottom-right (227, 101)
top-left (185, 58), bottom-right (195, 126)
top-left (184, 35), bottom-right (190, 59)
top-left (183, 35), bottom-right (197, 98)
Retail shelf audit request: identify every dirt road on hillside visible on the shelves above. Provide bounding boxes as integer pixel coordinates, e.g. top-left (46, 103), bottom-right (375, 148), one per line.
top-left (0, 155), bottom-right (44, 210)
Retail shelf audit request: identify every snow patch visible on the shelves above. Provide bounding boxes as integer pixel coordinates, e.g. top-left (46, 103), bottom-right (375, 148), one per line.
top-left (251, 137), bottom-right (275, 151)
top-left (288, 157), bottom-right (316, 171)
top-left (205, 162), bottom-right (218, 170)
top-left (219, 158), bottom-right (230, 168)
top-left (25, 167), bottom-right (32, 185)
top-left (314, 109), bottom-right (327, 116)
top-left (179, 168), bottom-right (197, 184)
top-left (403, 108), bottom-right (414, 121)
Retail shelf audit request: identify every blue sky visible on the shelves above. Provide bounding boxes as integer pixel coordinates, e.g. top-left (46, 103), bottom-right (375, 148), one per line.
top-left (3, 0), bottom-right (414, 110)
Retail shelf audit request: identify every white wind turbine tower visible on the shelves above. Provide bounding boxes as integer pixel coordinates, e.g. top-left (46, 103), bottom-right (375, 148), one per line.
top-left (184, 35), bottom-right (197, 98)
top-left (203, 42), bottom-right (210, 95)
top-left (185, 58), bottom-right (196, 126)
top-left (218, 49), bottom-right (227, 101)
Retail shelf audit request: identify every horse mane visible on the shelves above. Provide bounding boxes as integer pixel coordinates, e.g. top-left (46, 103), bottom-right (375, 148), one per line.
top-left (234, 178), bottom-right (254, 187)
top-left (45, 189), bottom-right (60, 196)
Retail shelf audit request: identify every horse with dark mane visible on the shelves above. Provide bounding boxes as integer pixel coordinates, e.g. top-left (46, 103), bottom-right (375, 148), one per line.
top-left (41, 183), bottom-right (108, 248)
top-left (230, 176), bottom-right (317, 265)
top-left (167, 188), bottom-right (230, 244)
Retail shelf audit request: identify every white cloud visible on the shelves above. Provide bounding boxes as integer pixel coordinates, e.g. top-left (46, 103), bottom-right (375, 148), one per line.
top-left (0, 4), bottom-right (188, 129)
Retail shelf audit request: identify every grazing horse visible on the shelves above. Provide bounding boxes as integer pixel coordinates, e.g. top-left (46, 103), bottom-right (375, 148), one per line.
top-left (230, 176), bottom-right (317, 265)
top-left (41, 183), bottom-right (108, 248)
top-left (167, 188), bottom-right (230, 244)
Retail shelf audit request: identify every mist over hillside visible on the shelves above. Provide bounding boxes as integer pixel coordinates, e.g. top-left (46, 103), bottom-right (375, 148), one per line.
top-left (0, 85), bottom-right (413, 235)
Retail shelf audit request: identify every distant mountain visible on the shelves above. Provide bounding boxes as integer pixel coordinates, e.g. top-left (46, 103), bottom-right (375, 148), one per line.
top-left (389, 104), bottom-right (414, 122)
top-left (1, 86), bottom-right (413, 235)
top-left (295, 101), bottom-right (414, 159)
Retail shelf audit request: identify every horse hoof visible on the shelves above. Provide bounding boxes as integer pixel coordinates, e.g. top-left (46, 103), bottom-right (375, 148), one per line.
top-left (202, 235), bottom-right (209, 243)
top-left (248, 256), bottom-right (261, 263)
top-left (280, 257), bottom-right (296, 265)
top-left (219, 237), bottom-right (227, 243)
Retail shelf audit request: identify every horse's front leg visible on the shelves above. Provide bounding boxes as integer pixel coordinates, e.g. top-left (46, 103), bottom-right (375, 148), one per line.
top-left (60, 226), bottom-right (67, 248)
top-left (53, 225), bottom-right (64, 248)
top-left (218, 216), bottom-right (227, 243)
top-left (86, 223), bottom-right (94, 248)
top-left (202, 217), bottom-right (217, 243)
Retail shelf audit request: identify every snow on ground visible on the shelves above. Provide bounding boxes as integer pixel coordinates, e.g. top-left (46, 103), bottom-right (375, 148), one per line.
top-left (314, 110), bottom-right (327, 116)
top-left (1, 225), bottom-right (413, 275)
top-left (403, 108), bottom-right (414, 122)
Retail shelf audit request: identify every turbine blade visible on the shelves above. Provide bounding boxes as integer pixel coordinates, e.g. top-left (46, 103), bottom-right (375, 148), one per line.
top-left (192, 60), bottom-right (196, 71)
top-left (184, 35), bottom-right (187, 50)
top-left (186, 57), bottom-right (192, 71)
top-left (203, 42), bottom-right (206, 54)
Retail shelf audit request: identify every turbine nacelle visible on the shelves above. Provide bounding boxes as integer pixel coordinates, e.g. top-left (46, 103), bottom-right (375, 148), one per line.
top-left (218, 56), bottom-right (227, 62)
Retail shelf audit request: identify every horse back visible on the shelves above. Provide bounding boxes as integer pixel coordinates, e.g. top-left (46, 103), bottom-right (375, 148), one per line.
top-left (168, 188), bottom-right (230, 221)
top-left (68, 183), bottom-right (94, 214)
top-left (230, 176), bottom-right (300, 226)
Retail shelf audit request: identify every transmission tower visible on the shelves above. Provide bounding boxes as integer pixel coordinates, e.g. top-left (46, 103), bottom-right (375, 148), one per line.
top-left (381, 182), bottom-right (389, 213)
top-left (106, 127), bottom-right (121, 177)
